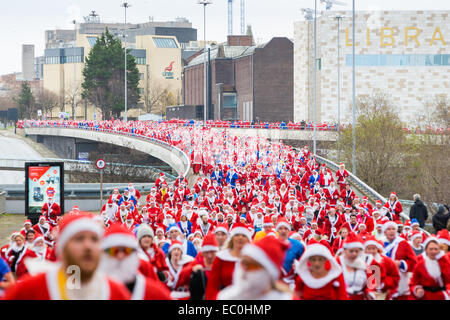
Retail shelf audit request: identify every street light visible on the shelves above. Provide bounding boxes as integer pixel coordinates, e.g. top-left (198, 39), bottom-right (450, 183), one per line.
top-left (72, 20), bottom-right (77, 121)
top-left (351, 0), bottom-right (356, 175)
top-left (198, 0), bottom-right (212, 123)
top-left (121, 2), bottom-right (131, 122)
top-left (320, 1), bottom-right (347, 163)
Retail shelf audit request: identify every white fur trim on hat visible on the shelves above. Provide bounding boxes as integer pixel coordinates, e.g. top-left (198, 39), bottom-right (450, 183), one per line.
top-left (423, 237), bottom-right (439, 250)
top-left (56, 218), bottom-right (103, 255)
top-left (382, 221), bottom-right (398, 233)
top-left (411, 232), bottom-right (423, 242)
top-left (214, 227), bottom-right (228, 235)
top-left (168, 242), bottom-right (183, 253)
top-left (241, 243), bottom-right (279, 281)
top-left (438, 238), bottom-right (450, 247)
top-left (343, 241), bottom-right (364, 250)
top-left (201, 245), bottom-right (218, 252)
top-left (276, 221), bottom-right (291, 231)
top-left (364, 240), bottom-right (383, 251)
top-left (230, 226), bottom-right (252, 242)
top-left (101, 233), bottom-right (138, 250)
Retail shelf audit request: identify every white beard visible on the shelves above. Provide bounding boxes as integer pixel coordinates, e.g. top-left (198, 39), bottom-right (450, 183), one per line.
top-left (424, 255), bottom-right (442, 281)
top-left (32, 246), bottom-right (46, 257)
top-left (231, 263), bottom-right (272, 299)
top-left (10, 242), bottom-right (24, 253)
top-left (99, 253), bottom-right (140, 284)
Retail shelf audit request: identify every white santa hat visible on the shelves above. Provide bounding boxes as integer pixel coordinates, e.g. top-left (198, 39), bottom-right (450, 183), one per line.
top-left (56, 213), bottom-right (104, 256)
top-left (101, 223), bottom-right (138, 250)
top-left (382, 220), bottom-right (398, 233)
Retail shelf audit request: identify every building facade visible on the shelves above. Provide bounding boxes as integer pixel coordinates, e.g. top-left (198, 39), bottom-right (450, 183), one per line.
top-left (176, 36), bottom-right (293, 122)
top-left (294, 10), bottom-right (450, 125)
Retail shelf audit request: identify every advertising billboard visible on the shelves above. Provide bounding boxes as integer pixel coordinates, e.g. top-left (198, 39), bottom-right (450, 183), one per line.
top-left (25, 162), bottom-right (64, 224)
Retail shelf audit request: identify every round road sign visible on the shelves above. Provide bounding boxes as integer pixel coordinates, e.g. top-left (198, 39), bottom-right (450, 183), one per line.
top-left (96, 159), bottom-right (106, 170)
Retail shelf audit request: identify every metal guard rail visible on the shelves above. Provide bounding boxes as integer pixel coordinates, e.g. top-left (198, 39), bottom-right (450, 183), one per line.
top-left (312, 153), bottom-right (431, 236)
top-left (24, 124), bottom-right (191, 179)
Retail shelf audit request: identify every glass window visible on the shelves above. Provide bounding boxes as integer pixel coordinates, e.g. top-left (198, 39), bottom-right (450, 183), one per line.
top-left (223, 93), bottom-right (237, 108)
top-left (153, 37), bottom-right (178, 48)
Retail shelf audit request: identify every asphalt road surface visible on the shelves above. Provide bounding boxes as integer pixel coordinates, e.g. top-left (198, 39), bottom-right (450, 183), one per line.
top-left (0, 135), bottom-right (43, 184)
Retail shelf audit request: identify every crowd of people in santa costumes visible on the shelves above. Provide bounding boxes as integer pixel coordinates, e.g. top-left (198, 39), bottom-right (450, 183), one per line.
top-left (1, 119), bottom-right (449, 300)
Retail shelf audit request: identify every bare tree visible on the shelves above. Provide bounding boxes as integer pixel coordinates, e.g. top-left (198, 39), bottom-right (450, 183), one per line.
top-left (35, 88), bottom-right (60, 117)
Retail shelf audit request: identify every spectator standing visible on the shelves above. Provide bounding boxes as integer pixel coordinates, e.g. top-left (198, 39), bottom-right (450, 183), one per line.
top-left (432, 205), bottom-right (450, 233)
top-left (409, 194), bottom-right (428, 228)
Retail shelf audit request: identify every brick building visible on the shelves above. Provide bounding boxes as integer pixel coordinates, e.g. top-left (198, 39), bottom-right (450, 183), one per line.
top-left (170, 36), bottom-right (293, 122)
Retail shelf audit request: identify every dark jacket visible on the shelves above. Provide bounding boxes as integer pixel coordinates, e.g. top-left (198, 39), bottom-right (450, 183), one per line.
top-left (409, 199), bottom-right (428, 228)
top-left (432, 205), bottom-right (450, 233)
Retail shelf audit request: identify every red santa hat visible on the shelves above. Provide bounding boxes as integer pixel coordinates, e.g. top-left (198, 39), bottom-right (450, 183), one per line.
top-left (410, 230), bottom-right (423, 242)
top-left (229, 222), bottom-right (252, 242)
top-left (423, 236), bottom-right (440, 250)
top-left (107, 199), bottom-right (113, 204)
top-left (33, 235), bottom-right (45, 245)
top-left (381, 220), bottom-right (398, 233)
top-left (437, 229), bottom-right (450, 247)
top-left (193, 227), bottom-right (203, 237)
top-left (214, 223), bottom-right (229, 235)
top-left (168, 240), bottom-right (183, 254)
top-left (262, 216), bottom-right (274, 227)
top-left (375, 200), bottom-right (382, 205)
top-left (101, 223), bottom-right (138, 250)
top-left (126, 213), bottom-right (134, 220)
top-left (343, 232), bottom-right (364, 250)
top-left (23, 219), bottom-right (32, 226)
top-left (275, 217), bottom-right (291, 231)
top-left (241, 236), bottom-right (290, 281)
top-left (155, 226), bottom-right (165, 235)
top-left (56, 213), bottom-right (104, 256)
top-left (201, 233), bottom-right (219, 252)
top-left (159, 172), bottom-right (165, 176)
top-left (295, 241), bottom-right (342, 288)
top-left (389, 192), bottom-right (397, 198)
top-left (364, 235), bottom-right (384, 251)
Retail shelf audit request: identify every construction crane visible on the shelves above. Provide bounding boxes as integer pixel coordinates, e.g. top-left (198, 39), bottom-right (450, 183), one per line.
top-left (228, 0), bottom-right (233, 35)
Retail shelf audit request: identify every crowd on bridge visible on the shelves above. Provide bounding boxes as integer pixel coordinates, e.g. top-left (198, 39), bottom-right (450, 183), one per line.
top-left (1, 120), bottom-right (449, 300)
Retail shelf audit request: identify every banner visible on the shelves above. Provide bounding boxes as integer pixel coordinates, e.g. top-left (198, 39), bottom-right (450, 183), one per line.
top-left (25, 162), bottom-right (64, 224)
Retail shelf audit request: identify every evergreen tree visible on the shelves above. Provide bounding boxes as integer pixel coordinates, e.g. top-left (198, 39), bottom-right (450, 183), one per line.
top-left (82, 28), bottom-right (140, 119)
top-left (15, 82), bottom-right (35, 119)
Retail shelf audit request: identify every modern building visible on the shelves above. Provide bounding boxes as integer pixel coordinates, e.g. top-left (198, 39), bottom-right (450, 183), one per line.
top-left (171, 35), bottom-right (294, 122)
top-left (42, 28), bottom-right (182, 120)
top-left (294, 10), bottom-right (450, 125)
top-left (21, 45), bottom-right (35, 81)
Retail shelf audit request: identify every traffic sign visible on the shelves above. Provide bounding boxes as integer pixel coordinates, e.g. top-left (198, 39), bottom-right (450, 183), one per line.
top-left (95, 159), bottom-right (106, 170)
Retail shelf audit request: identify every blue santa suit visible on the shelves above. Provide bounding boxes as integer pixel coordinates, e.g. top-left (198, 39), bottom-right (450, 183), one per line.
top-left (283, 238), bottom-right (305, 274)
top-left (210, 170), bottom-right (224, 185)
top-left (225, 170), bottom-right (239, 188)
top-left (308, 173), bottom-right (321, 189)
top-left (162, 239), bottom-right (197, 258)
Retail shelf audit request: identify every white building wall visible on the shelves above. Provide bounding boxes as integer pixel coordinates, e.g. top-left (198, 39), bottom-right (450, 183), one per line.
top-left (294, 10), bottom-right (450, 125)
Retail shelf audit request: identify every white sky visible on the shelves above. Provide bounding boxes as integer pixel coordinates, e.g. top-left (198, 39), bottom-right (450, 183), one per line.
top-left (0, 0), bottom-right (449, 75)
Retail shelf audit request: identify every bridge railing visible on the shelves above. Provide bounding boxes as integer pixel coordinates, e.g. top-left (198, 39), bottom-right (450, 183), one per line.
top-left (311, 153), bottom-right (432, 236)
top-left (24, 123), bottom-right (191, 179)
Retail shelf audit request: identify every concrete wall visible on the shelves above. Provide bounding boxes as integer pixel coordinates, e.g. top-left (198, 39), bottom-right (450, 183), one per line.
top-left (25, 127), bottom-right (190, 178)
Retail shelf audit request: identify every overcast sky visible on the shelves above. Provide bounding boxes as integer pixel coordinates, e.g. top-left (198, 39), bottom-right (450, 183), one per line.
top-left (1, 0), bottom-right (449, 75)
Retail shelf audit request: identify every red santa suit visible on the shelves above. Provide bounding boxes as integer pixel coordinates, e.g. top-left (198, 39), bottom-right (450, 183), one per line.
top-left (410, 250), bottom-right (450, 300)
top-left (6, 246), bottom-right (37, 279)
top-left (324, 186), bottom-right (340, 207)
top-left (41, 201), bottom-right (61, 226)
top-left (383, 199), bottom-right (403, 221)
top-left (382, 235), bottom-right (417, 300)
top-left (323, 213), bottom-right (344, 243)
top-left (294, 242), bottom-right (348, 300)
top-left (335, 168), bottom-right (349, 191)
top-left (129, 273), bottom-right (172, 300)
top-left (205, 249), bottom-right (240, 300)
top-left (2, 268), bottom-right (131, 300)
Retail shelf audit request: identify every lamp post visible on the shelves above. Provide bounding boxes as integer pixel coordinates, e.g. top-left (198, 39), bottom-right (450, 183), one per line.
top-left (121, 2), bottom-right (131, 122)
top-left (351, 0), bottom-right (356, 175)
top-left (73, 20), bottom-right (77, 121)
top-left (198, 0), bottom-right (212, 123)
top-left (336, 14), bottom-right (343, 163)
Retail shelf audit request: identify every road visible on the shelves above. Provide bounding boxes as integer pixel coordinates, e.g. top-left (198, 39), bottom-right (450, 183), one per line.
top-left (0, 135), bottom-right (43, 184)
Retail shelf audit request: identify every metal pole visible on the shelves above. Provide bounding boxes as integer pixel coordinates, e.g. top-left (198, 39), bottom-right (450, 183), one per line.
top-left (73, 20), bottom-right (77, 120)
top-left (203, 4), bottom-right (207, 122)
top-left (313, 0), bottom-right (317, 155)
top-left (352, 0), bottom-right (356, 175)
top-left (100, 169), bottom-right (103, 209)
top-left (336, 15), bottom-right (342, 162)
top-left (122, 3), bottom-right (130, 122)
